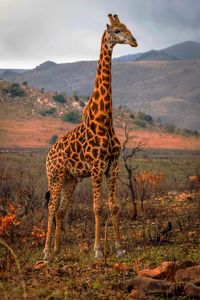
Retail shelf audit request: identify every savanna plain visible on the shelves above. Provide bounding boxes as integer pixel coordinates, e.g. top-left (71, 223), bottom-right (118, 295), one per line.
top-left (0, 147), bottom-right (200, 300)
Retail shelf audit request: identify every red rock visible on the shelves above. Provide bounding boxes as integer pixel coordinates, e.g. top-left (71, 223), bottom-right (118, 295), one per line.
top-left (138, 261), bottom-right (176, 280)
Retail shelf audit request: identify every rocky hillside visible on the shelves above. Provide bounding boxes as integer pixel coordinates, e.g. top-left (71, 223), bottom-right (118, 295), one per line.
top-left (1, 40), bottom-right (200, 132)
top-left (0, 80), bottom-right (200, 150)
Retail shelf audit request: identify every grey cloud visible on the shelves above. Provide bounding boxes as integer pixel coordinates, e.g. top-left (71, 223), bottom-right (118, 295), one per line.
top-left (0, 0), bottom-right (199, 68)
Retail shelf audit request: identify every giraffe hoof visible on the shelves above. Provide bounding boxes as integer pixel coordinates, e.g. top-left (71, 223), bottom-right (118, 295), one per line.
top-left (43, 250), bottom-right (50, 261)
top-left (95, 249), bottom-right (103, 259)
top-left (116, 249), bottom-right (126, 258)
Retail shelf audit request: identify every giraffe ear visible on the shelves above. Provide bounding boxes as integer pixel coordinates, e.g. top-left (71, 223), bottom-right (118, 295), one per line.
top-left (106, 23), bottom-right (111, 30)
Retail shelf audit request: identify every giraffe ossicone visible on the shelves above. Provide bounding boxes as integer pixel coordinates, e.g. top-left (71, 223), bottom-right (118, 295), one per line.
top-left (44, 14), bottom-right (138, 260)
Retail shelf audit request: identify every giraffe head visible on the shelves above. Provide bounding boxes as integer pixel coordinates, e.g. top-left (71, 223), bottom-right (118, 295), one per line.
top-left (106, 14), bottom-right (138, 48)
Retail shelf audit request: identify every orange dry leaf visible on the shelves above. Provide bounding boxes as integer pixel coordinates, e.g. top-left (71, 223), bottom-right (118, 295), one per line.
top-left (31, 226), bottom-right (46, 241)
top-left (0, 203), bottom-right (20, 236)
top-left (9, 203), bottom-right (15, 212)
top-left (79, 242), bottom-right (89, 252)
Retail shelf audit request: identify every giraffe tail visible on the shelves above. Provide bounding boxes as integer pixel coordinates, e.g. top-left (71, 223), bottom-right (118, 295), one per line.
top-left (43, 191), bottom-right (50, 208)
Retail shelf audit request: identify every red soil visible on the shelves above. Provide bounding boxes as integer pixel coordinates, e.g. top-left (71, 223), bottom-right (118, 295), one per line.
top-left (0, 117), bottom-right (200, 150)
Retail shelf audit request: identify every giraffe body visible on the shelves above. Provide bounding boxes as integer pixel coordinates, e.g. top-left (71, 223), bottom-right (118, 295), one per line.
top-left (44, 14), bottom-right (137, 260)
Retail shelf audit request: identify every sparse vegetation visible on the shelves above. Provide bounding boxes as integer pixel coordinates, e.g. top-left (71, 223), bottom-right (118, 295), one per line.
top-left (134, 111), bottom-right (154, 128)
top-left (62, 111), bottom-right (81, 123)
top-left (73, 90), bottom-right (79, 101)
top-left (49, 134), bottom-right (59, 144)
top-left (22, 81), bottom-right (28, 86)
top-left (164, 123), bottom-right (176, 134)
top-left (40, 107), bottom-right (57, 116)
top-left (0, 150), bottom-right (200, 299)
top-left (3, 83), bottom-right (25, 97)
top-left (53, 93), bottom-right (66, 103)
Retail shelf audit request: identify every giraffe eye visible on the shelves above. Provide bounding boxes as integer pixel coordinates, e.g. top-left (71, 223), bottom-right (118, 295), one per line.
top-left (114, 29), bottom-right (120, 34)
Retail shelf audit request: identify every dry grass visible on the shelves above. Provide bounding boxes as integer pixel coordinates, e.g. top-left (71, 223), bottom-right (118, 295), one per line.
top-left (0, 151), bottom-right (200, 299)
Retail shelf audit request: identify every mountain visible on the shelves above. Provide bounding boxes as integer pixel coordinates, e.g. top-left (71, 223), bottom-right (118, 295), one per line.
top-left (0, 68), bottom-right (29, 76)
top-left (135, 50), bottom-right (179, 61)
top-left (1, 41), bottom-right (200, 131)
top-left (114, 41), bottom-right (200, 62)
top-left (163, 41), bottom-right (200, 59)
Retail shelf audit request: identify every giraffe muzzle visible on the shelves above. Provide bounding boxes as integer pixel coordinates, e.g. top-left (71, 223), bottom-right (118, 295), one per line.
top-left (130, 37), bottom-right (138, 47)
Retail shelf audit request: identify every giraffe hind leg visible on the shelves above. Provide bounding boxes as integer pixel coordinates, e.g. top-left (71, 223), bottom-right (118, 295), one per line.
top-left (44, 183), bottom-right (62, 261)
top-left (54, 177), bottom-right (77, 255)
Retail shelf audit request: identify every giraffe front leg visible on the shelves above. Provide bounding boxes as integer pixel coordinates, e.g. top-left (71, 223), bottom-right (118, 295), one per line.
top-left (107, 160), bottom-right (125, 257)
top-left (91, 167), bottom-right (103, 258)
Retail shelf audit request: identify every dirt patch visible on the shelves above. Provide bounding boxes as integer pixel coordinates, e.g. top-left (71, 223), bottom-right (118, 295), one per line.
top-left (1, 117), bottom-right (200, 150)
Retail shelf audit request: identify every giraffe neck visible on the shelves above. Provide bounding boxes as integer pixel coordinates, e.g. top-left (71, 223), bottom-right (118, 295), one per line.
top-left (83, 31), bottom-right (114, 129)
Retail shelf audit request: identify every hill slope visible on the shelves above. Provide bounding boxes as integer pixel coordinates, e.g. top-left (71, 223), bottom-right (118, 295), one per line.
top-left (1, 41), bottom-right (200, 131)
top-left (0, 81), bottom-right (200, 150)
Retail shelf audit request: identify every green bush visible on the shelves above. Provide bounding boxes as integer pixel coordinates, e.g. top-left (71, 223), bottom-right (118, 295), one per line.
top-left (4, 83), bottom-right (25, 97)
top-left (62, 111), bottom-right (81, 124)
top-left (164, 123), bottom-right (176, 134)
top-left (79, 99), bottom-right (86, 107)
top-left (136, 111), bottom-right (153, 124)
top-left (53, 94), bottom-right (66, 103)
top-left (182, 129), bottom-right (199, 137)
top-left (49, 134), bottom-right (59, 145)
top-left (40, 107), bottom-right (57, 116)
top-left (134, 119), bottom-right (147, 128)
top-left (73, 91), bottom-right (79, 101)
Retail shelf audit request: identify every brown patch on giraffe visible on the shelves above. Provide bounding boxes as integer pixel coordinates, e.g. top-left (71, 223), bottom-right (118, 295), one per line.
top-left (98, 125), bottom-right (107, 136)
top-left (95, 113), bottom-right (107, 123)
top-left (95, 79), bottom-right (99, 88)
top-left (92, 148), bottom-right (99, 159)
top-left (72, 153), bottom-right (79, 161)
top-left (91, 102), bottom-right (99, 114)
top-left (103, 82), bottom-right (110, 90)
top-left (77, 161), bottom-right (83, 169)
top-left (104, 119), bottom-right (111, 127)
top-left (99, 99), bottom-right (105, 111)
top-left (105, 102), bottom-right (111, 111)
top-left (76, 141), bottom-right (81, 152)
top-left (86, 130), bottom-right (93, 140)
top-left (104, 56), bottom-right (110, 62)
top-left (102, 138), bottom-right (109, 148)
top-left (100, 86), bottom-right (106, 95)
top-left (105, 94), bottom-right (110, 101)
top-left (90, 122), bottom-right (97, 133)
top-left (103, 75), bottom-right (110, 82)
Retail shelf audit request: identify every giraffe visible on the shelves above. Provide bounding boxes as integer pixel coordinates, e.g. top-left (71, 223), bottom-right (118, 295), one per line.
top-left (44, 14), bottom-right (138, 260)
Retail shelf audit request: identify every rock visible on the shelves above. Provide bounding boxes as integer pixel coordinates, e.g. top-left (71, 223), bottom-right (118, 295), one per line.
top-left (184, 282), bottom-right (200, 298)
top-left (134, 276), bottom-right (173, 295)
top-left (175, 265), bottom-right (200, 282)
top-left (138, 261), bottom-right (176, 280)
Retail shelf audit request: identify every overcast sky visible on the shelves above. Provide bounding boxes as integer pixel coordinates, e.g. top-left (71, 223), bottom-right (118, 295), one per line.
top-left (0, 0), bottom-right (200, 69)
